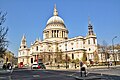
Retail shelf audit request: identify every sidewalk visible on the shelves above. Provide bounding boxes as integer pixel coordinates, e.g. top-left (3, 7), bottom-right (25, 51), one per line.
top-left (71, 72), bottom-right (106, 80)
top-left (46, 65), bottom-right (120, 71)
top-left (0, 68), bottom-right (12, 74)
top-left (88, 65), bottom-right (120, 69)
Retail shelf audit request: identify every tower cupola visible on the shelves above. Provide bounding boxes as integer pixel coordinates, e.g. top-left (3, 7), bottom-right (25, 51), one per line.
top-left (88, 17), bottom-right (95, 36)
top-left (20, 35), bottom-right (27, 49)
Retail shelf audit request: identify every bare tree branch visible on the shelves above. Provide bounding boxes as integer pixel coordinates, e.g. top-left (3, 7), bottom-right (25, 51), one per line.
top-left (0, 11), bottom-right (8, 57)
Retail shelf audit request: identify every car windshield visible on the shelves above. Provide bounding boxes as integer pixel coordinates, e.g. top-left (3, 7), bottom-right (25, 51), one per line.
top-left (33, 64), bottom-right (38, 65)
top-left (38, 63), bottom-right (43, 65)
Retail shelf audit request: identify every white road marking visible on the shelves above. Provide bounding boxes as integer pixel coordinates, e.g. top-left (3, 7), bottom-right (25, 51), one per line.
top-left (9, 76), bottom-right (12, 80)
top-left (0, 77), bottom-right (7, 79)
top-left (33, 75), bottom-right (40, 77)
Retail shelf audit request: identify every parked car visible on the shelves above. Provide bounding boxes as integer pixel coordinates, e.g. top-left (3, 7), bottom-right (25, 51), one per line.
top-left (32, 62), bottom-right (39, 69)
top-left (38, 62), bottom-right (46, 69)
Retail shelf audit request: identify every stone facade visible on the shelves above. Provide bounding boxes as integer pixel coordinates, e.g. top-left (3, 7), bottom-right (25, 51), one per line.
top-left (18, 5), bottom-right (98, 66)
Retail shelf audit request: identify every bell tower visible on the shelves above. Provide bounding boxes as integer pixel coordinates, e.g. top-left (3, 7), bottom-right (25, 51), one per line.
top-left (85, 17), bottom-right (97, 52)
top-left (85, 17), bottom-right (98, 61)
top-left (20, 35), bottom-right (27, 49)
top-left (88, 17), bottom-right (95, 36)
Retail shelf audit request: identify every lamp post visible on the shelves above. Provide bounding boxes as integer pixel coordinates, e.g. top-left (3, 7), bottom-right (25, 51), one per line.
top-left (65, 42), bottom-right (67, 69)
top-left (44, 49), bottom-right (45, 63)
top-left (66, 54), bottom-right (67, 69)
top-left (112, 36), bottom-right (117, 66)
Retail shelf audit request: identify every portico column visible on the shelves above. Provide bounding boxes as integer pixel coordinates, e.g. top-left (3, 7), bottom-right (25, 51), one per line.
top-left (50, 30), bottom-right (52, 38)
top-left (54, 30), bottom-right (55, 37)
top-left (65, 31), bottom-right (67, 38)
top-left (59, 30), bottom-right (61, 37)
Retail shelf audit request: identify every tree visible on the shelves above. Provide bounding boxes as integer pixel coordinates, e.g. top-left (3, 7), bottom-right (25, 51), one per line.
top-left (74, 58), bottom-right (80, 63)
top-left (82, 51), bottom-right (87, 62)
top-left (0, 11), bottom-right (8, 57)
top-left (93, 50), bottom-right (99, 63)
top-left (115, 44), bottom-right (120, 49)
top-left (100, 40), bottom-right (108, 62)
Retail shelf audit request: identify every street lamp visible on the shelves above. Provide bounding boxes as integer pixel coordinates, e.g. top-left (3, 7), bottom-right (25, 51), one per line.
top-left (65, 42), bottom-right (67, 69)
top-left (66, 54), bottom-right (67, 69)
top-left (112, 36), bottom-right (117, 66)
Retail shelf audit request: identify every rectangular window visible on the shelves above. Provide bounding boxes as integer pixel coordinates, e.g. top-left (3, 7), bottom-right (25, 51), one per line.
top-left (93, 38), bottom-right (96, 44)
top-left (31, 58), bottom-right (33, 63)
top-left (23, 59), bottom-right (24, 62)
top-left (72, 54), bottom-right (74, 59)
top-left (48, 55), bottom-right (50, 61)
top-left (65, 44), bottom-right (67, 50)
top-left (46, 31), bottom-right (49, 38)
top-left (62, 31), bottom-right (63, 38)
top-left (88, 40), bottom-right (90, 44)
top-left (83, 41), bottom-right (85, 44)
top-left (36, 46), bottom-right (38, 51)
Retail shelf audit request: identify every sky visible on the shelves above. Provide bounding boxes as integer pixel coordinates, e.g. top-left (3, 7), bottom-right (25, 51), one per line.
top-left (0, 0), bottom-right (120, 56)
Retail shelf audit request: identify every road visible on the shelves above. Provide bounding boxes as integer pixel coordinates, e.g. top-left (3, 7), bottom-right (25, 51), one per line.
top-left (0, 69), bottom-right (76, 80)
top-left (0, 67), bottom-right (120, 80)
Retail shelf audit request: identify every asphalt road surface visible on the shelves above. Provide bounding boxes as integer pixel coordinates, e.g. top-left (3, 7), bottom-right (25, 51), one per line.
top-left (0, 69), bottom-right (76, 80)
top-left (0, 68), bottom-right (120, 80)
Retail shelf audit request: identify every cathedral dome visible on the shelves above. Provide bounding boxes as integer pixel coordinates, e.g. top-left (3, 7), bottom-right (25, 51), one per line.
top-left (47, 16), bottom-right (64, 25)
top-left (45, 4), bottom-right (66, 29)
top-left (43, 5), bottom-right (68, 41)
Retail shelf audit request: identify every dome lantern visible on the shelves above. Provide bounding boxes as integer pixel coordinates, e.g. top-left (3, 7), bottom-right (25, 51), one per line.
top-left (53, 4), bottom-right (58, 16)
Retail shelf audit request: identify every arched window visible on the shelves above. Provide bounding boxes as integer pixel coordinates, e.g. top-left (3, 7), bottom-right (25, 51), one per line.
top-left (24, 46), bottom-right (26, 48)
top-left (36, 46), bottom-right (38, 51)
top-left (23, 51), bottom-right (24, 55)
top-left (23, 58), bottom-right (24, 62)
top-left (93, 38), bottom-right (96, 44)
top-left (71, 43), bottom-right (74, 45)
top-left (65, 43), bottom-right (67, 50)
top-left (48, 55), bottom-right (50, 61)
top-left (89, 48), bottom-right (91, 51)
top-left (88, 40), bottom-right (90, 44)
top-left (31, 58), bottom-right (33, 63)
top-left (46, 31), bottom-right (49, 38)
top-left (72, 53), bottom-right (74, 59)
top-left (71, 43), bottom-right (74, 50)
top-left (76, 42), bottom-right (78, 48)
